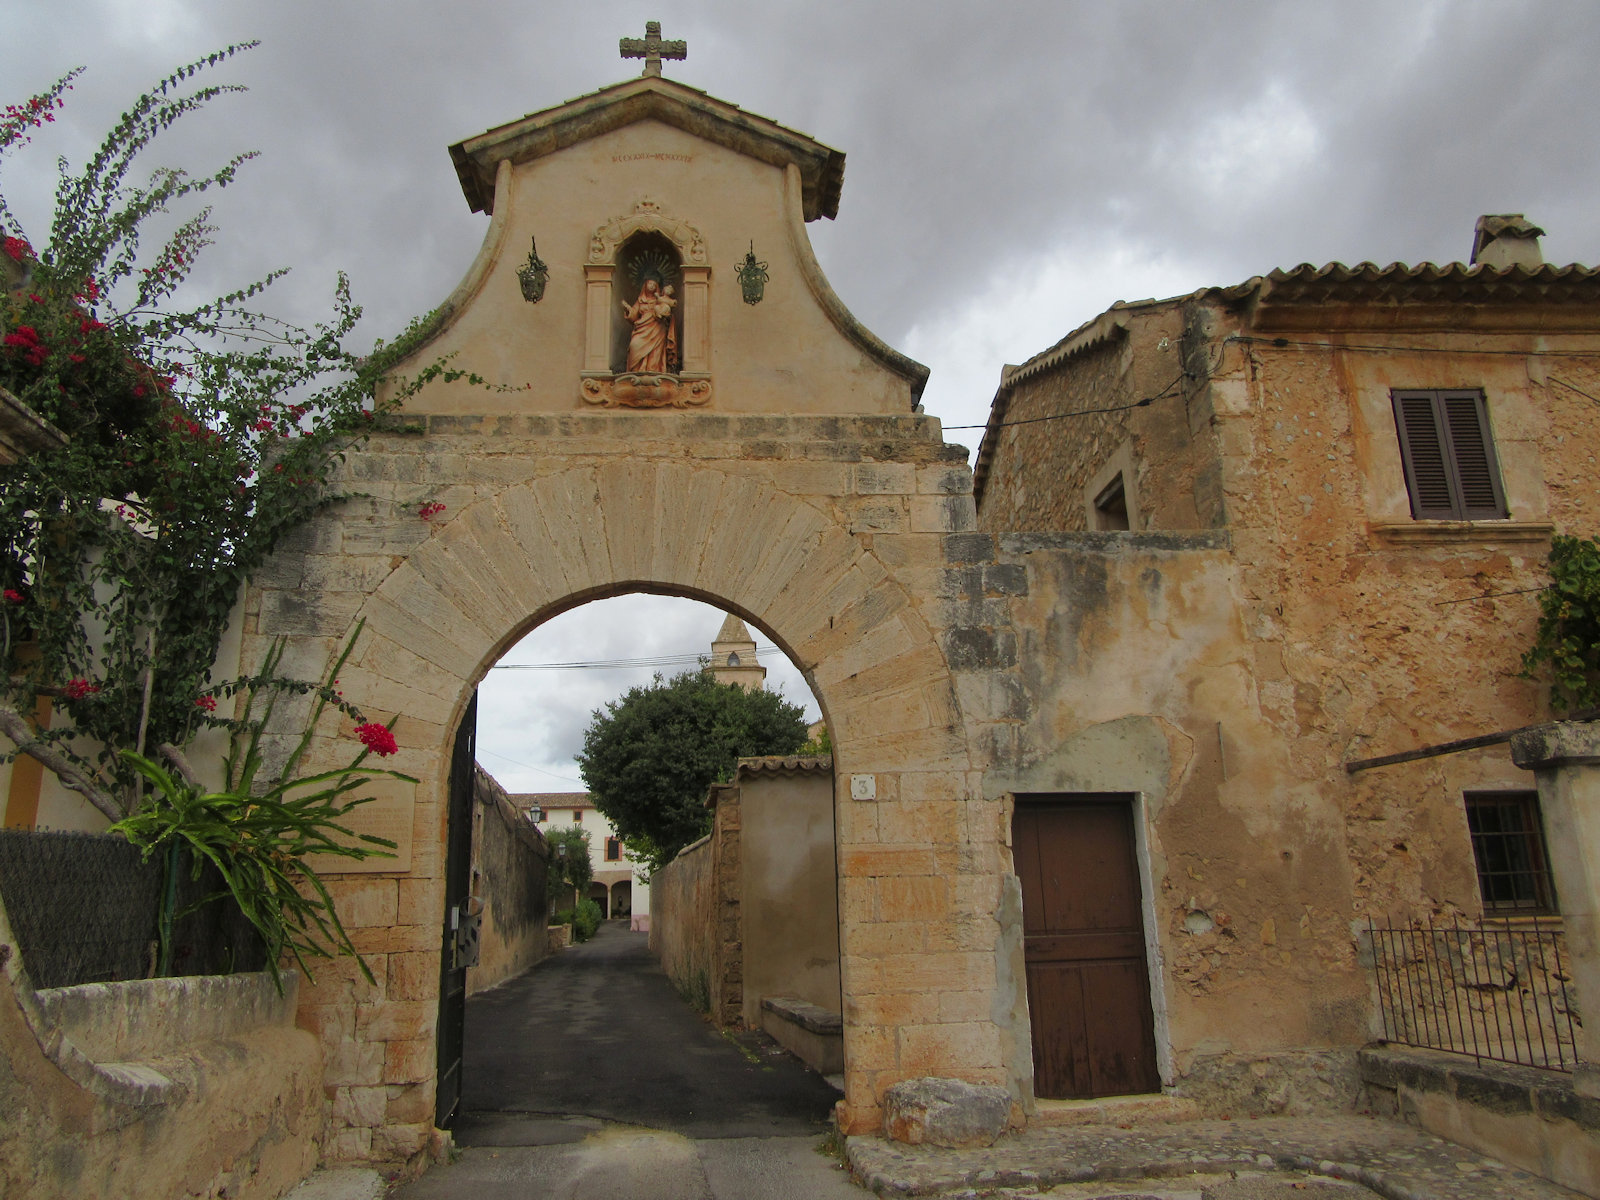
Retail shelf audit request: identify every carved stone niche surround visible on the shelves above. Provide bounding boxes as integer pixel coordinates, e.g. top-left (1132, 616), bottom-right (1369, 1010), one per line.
top-left (581, 199), bottom-right (712, 408)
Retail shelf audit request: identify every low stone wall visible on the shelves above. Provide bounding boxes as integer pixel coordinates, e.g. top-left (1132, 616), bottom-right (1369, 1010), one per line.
top-left (467, 767), bottom-right (550, 996)
top-left (1360, 1044), bottom-right (1600, 1197)
top-left (650, 831), bottom-right (715, 1013)
top-left (0, 895), bottom-right (321, 1200)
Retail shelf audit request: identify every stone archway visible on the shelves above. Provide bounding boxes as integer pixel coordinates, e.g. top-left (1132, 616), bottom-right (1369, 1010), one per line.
top-left (250, 419), bottom-right (1025, 1159)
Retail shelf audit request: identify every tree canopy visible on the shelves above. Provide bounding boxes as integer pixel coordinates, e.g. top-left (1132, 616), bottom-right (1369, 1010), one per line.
top-left (576, 666), bottom-right (809, 872)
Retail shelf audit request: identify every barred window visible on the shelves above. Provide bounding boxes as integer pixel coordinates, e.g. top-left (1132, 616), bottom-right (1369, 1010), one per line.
top-left (1465, 791), bottom-right (1557, 915)
top-left (605, 837), bottom-right (622, 862)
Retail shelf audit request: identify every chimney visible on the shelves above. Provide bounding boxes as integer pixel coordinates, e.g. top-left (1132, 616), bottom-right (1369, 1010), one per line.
top-left (1470, 214), bottom-right (1545, 269)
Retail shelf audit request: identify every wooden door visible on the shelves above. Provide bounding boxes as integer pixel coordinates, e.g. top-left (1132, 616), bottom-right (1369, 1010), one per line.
top-left (1013, 795), bottom-right (1159, 1099)
top-left (434, 691), bottom-right (477, 1129)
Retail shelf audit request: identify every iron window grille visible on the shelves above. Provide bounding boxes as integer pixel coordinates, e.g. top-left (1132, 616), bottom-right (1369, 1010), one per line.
top-left (1465, 790), bottom-right (1557, 915)
top-left (605, 837), bottom-right (622, 862)
top-left (1391, 389), bottom-right (1508, 520)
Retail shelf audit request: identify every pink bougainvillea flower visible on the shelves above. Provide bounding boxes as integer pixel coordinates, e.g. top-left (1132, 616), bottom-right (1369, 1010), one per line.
top-left (355, 722), bottom-right (398, 757)
top-left (3, 589), bottom-right (23, 603)
top-left (63, 678), bottom-right (100, 700)
top-left (194, 695), bottom-right (217, 712)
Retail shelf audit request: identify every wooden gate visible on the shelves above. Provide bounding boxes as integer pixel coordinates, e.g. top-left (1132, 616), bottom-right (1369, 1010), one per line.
top-left (1013, 794), bottom-right (1159, 1099)
top-left (434, 691), bottom-right (477, 1128)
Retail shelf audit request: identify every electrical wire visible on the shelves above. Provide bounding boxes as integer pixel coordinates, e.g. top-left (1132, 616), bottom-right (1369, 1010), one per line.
top-left (943, 371), bottom-right (1187, 432)
top-left (475, 746), bottom-right (587, 788)
top-left (488, 644), bottom-right (780, 671)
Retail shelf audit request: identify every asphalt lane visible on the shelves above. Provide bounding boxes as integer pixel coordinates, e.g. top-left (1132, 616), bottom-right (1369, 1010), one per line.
top-left (454, 921), bottom-right (841, 1143)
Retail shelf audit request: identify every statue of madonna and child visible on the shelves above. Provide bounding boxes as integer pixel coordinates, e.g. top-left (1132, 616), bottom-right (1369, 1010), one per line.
top-left (622, 278), bottom-right (678, 374)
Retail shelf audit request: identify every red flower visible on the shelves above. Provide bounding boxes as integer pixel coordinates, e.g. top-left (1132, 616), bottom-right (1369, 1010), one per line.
top-left (418, 501), bottom-right (446, 521)
top-left (2, 236), bottom-right (32, 261)
top-left (194, 695), bottom-right (217, 712)
top-left (3, 589), bottom-right (22, 603)
top-left (355, 722), bottom-right (398, 757)
top-left (63, 678), bottom-right (100, 700)
top-left (4, 326), bottom-right (49, 367)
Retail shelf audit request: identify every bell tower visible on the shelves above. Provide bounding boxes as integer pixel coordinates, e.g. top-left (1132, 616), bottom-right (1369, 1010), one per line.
top-left (710, 613), bottom-right (766, 691)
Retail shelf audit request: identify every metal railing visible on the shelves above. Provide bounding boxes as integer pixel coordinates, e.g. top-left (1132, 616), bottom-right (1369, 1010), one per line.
top-left (1369, 916), bottom-right (1579, 1072)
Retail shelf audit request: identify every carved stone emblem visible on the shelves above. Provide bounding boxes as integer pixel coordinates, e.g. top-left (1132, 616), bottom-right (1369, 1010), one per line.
top-left (582, 374), bottom-right (712, 408)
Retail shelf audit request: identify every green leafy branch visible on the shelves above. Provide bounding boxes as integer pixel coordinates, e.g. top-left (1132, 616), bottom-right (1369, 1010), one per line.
top-left (110, 623), bottom-right (412, 987)
top-left (1522, 533), bottom-right (1600, 713)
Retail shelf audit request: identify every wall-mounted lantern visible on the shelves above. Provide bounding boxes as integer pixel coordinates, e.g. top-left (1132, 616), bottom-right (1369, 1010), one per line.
top-left (735, 241), bottom-right (769, 305)
top-left (518, 236), bottom-right (550, 303)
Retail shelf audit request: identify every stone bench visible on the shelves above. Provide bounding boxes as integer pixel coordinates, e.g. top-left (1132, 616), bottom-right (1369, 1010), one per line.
top-left (760, 995), bottom-right (843, 1074)
top-left (1359, 1044), bottom-right (1600, 1196)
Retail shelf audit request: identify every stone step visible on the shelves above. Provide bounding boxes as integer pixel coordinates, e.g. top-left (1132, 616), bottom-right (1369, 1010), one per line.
top-left (1031, 1093), bottom-right (1201, 1128)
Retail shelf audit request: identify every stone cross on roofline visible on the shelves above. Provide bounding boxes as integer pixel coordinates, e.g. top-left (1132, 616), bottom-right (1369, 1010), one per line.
top-left (620, 20), bottom-right (687, 78)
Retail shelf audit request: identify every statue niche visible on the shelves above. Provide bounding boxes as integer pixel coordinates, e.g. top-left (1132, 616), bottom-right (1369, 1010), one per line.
top-left (581, 199), bottom-right (712, 409)
top-left (614, 234), bottom-right (682, 375)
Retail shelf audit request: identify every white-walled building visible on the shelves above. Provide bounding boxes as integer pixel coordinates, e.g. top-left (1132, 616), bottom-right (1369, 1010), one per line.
top-left (512, 791), bottom-right (649, 932)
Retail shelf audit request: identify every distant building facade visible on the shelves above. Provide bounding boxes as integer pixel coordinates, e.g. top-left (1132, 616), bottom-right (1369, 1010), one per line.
top-left (515, 791), bottom-right (650, 932)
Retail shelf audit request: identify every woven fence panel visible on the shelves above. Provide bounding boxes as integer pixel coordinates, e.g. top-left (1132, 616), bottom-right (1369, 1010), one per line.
top-left (0, 829), bottom-right (264, 988)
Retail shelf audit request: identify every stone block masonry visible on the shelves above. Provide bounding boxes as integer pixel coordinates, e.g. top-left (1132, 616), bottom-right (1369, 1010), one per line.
top-left (244, 411), bottom-right (1023, 1154)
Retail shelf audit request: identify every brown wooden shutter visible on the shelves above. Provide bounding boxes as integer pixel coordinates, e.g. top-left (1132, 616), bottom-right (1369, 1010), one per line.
top-left (1393, 392), bottom-right (1456, 518)
top-left (1391, 389), bottom-right (1507, 520)
top-left (1440, 391), bottom-right (1507, 519)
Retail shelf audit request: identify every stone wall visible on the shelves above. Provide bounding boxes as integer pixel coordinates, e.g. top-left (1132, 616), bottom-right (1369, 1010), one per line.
top-left (975, 302), bottom-right (1219, 534)
top-left (650, 830), bottom-right (715, 1013)
top-left (0, 896), bottom-right (321, 1199)
top-left (467, 766), bottom-right (549, 996)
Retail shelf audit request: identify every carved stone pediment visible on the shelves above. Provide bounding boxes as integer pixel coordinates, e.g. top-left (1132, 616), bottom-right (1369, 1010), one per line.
top-left (588, 199), bottom-right (707, 266)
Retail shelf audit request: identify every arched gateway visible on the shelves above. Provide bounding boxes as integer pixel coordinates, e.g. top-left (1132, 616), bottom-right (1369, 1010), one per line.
top-left (254, 45), bottom-right (1032, 1160)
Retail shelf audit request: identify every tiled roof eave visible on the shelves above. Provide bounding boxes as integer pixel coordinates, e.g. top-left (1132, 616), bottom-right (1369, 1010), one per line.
top-left (734, 755), bottom-right (833, 779)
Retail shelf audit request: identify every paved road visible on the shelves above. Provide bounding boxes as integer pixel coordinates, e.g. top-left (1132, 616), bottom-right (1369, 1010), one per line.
top-left (455, 922), bottom-right (841, 1142)
top-left (392, 923), bottom-right (862, 1199)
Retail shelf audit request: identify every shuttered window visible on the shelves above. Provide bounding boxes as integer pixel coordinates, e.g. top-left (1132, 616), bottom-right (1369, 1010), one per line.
top-left (1391, 389), bottom-right (1508, 520)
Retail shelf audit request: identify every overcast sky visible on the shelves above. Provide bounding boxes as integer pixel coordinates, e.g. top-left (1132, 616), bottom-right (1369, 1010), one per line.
top-left (7, 1), bottom-right (1600, 790)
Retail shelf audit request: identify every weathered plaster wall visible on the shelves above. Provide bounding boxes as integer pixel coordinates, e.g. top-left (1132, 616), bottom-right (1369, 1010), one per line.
top-left (0, 899), bottom-right (321, 1200)
top-left (974, 304), bottom-right (1600, 1112)
top-left (467, 767), bottom-right (549, 996)
top-left (649, 831), bottom-right (715, 1011)
top-left (977, 531), bottom-right (1367, 1112)
top-left (1199, 329), bottom-right (1600, 923)
top-left (739, 765), bottom-right (841, 1027)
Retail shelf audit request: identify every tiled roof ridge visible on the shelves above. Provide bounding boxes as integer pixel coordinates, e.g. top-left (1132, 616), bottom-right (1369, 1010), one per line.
top-left (509, 791), bottom-right (591, 805)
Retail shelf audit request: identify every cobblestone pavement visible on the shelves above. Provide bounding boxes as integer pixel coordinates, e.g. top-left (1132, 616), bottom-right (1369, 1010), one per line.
top-left (845, 1114), bottom-right (1586, 1198)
